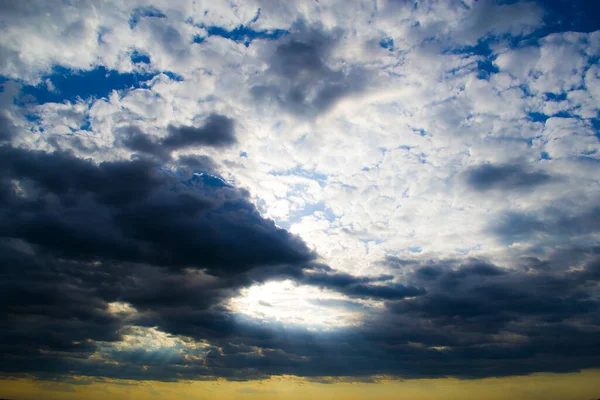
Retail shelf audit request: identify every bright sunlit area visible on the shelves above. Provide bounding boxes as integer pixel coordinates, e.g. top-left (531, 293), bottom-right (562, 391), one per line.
top-left (229, 280), bottom-right (376, 329)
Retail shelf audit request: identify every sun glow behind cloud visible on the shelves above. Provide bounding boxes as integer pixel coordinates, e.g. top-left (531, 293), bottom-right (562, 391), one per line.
top-left (229, 280), bottom-right (374, 329)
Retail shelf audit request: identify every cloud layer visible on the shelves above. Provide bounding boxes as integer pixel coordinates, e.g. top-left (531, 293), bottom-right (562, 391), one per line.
top-left (0, 0), bottom-right (599, 383)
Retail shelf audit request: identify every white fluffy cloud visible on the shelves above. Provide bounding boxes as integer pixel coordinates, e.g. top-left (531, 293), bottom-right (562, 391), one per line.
top-left (1, 0), bottom-right (599, 278)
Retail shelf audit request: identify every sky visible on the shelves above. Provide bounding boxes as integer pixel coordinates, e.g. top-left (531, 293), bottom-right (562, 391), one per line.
top-left (0, 0), bottom-right (600, 399)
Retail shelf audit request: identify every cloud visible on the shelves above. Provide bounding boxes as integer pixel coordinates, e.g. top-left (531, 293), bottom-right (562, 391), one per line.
top-left (3, 222), bottom-right (600, 381)
top-left (300, 270), bottom-right (425, 300)
top-left (492, 205), bottom-right (600, 246)
top-left (0, 0), bottom-right (599, 386)
top-left (164, 114), bottom-right (237, 149)
top-left (0, 112), bottom-right (15, 142)
top-left (250, 21), bottom-right (369, 117)
top-left (119, 113), bottom-right (236, 160)
top-left (464, 163), bottom-right (553, 191)
top-left (0, 145), bottom-right (312, 274)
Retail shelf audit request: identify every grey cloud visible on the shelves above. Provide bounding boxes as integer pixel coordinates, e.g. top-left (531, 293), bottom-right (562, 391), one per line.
top-left (0, 112), bottom-right (15, 142)
top-left (119, 126), bottom-right (168, 159)
top-left (492, 205), bottom-right (600, 245)
top-left (119, 113), bottom-right (236, 160)
top-left (143, 15), bottom-right (190, 61)
top-left (299, 269), bottom-right (424, 300)
top-left (164, 114), bottom-right (236, 149)
top-left (175, 155), bottom-right (218, 173)
top-left (251, 21), bottom-right (369, 117)
top-left (464, 163), bottom-right (553, 191)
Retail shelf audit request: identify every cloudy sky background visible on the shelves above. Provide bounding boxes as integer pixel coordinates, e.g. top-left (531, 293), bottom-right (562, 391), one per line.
top-left (1, 0), bottom-right (600, 398)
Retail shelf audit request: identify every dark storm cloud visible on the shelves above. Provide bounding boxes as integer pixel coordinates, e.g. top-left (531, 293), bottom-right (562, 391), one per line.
top-left (0, 145), bottom-right (312, 274)
top-left (464, 163), bottom-right (553, 191)
top-left (0, 139), bottom-right (308, 379)
top-left (0, 241), bottom-right (124, 376)
top-left (0, 141), bottom-right (444, 382)
top-left (390, 259), bottom-right (597, 324)
top-left (142, 251), bottom-right (600, 380)
top-left (251, 21), bottom-right (369, 117)
top-left (3, 225), bottom-right (600, 381)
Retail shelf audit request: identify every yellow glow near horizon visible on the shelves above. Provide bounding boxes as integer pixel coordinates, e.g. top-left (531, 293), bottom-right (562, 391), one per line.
top-left (1, 370), bottom-right (600, 400)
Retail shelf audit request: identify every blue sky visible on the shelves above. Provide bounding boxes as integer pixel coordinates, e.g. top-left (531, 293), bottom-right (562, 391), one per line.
top-left (0, 0), bottom-right (600, 391)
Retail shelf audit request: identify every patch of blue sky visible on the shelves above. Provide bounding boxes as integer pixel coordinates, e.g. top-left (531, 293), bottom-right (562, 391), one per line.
top-left (553, 111), bottom-right (574, 119)
top-left (130, 50), bottom-right (151, 64)
top-left (476, 59), bottom-right (500, 79)
top-left (169, 171), bottom-right (231, 189)
top-left (24, 114), bottom-right (41, 123)
top-left (249, 8), bottom-right (262, 24)
top-left (412, 127), bottom-right (427, 137)
top-left (360, 237), bottom-right (385, 245)
top-left (447, 1), bottom-right (600, 79)
top-left (447, 39), bottom-right (494, 58)
top-left (379, 37), bottom-right (394, 51)
top-left (544, 92), bottom-right (568, 102)
top-left (193, 7), bottom-right (287, 47)
top-left (129, 6), bottom-right (166, 29)
top-left (162, 71), bottom-right (184, 82)
top-left (484, 1), bottom-right (600, 51)
top-left (528, 111), bottom-right (600, 137)
top-left (205, 25), bottom-right (288, 47)
top-left (80, 116), bottom-right (91, 131)
top-left (17, 66), bottom-right (171, 105)
top-left (278, 201), bottom-right (337, 230)
top-left (0, 76), bottom-right (8, 92)
top-left (268, 167), bottom-right (328, 186)
top-left (532, 0), bottom-right (600, 33)
top-left (446, 38), bottom-right (500, 79)
top-left (591, 117), bottom-right (600, 137)
top-left (528, 112), bottom-right (549, 124)
top-left (189, 172), bottom-right (231, 188)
